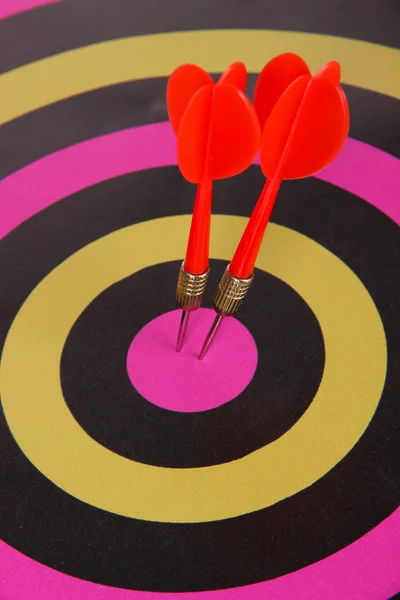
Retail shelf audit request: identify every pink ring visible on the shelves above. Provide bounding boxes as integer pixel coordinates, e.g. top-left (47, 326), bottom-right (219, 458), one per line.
top-left (0, 122), bottom-right (399, 598)
top-left (0, 0), bottom-right (61, 20)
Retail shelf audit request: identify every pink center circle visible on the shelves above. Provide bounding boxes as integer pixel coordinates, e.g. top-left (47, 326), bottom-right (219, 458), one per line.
top-left (126, 308), bottom-right (258, 412)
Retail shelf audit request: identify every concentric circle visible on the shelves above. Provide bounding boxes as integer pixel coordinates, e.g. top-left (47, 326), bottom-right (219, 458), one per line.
top-left (0, 118), bottom-right (398, 593)
top-left (1, 212), bottom-right (387, 521)
top-left (62, 256), bottom-right (323, 467)
top-left (0, 18), bottom-right (399, 600)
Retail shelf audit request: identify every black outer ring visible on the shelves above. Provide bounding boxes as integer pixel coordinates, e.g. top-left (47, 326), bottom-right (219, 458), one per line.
top-left (0, 0), bottom-right (398, 75)
top-left (60, 259), bottom-right (324, 468)
top-left (0, 167), bottom-right (399, 591)
top-left (0, 80), bottom-right (398, 181)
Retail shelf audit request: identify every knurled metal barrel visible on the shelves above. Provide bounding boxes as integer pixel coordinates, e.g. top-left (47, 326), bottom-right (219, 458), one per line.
top-left (213, 265), bottom-right (254, 316)
top-left (176, 262), bottom-right (210, 312)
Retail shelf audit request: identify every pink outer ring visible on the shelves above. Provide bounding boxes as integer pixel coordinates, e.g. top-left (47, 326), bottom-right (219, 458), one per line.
top-left (0, 122), bottom-right (399, 599)
top-left (0, 0), bottom-right (60, 20)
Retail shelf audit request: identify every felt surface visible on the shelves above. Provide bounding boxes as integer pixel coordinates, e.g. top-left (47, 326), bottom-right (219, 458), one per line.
top-left (0, 1), bottom-right (399, 599)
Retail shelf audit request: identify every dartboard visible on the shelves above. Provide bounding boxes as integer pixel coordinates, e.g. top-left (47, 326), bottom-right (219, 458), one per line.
top-left (0, 1), bottom-right (399, 599)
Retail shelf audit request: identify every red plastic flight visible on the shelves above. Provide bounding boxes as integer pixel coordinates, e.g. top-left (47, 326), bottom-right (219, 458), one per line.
top-left (218, 61), bottom-right (248, 90)
top-left (254, 52), bottom-right (311, 131)
top-left (315, 60), bottom-right (341, 85)
top-left (229, 58), bottom-right (350, 280)
top-left (167, 62), bottom-right (248, 136)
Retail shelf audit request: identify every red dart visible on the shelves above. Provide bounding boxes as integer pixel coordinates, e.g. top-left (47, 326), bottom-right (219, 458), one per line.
top-left (178, 83), bottom-right (260, 272)
top-left (230, 68), bottom-right (349, 280)
top-left (199, 61), bottom-right (350, 359)
top-left (223, 53), bottom-right (311, 280)
top-left (167, 62), bottom-right (254, 276)
top-left (167, 63), bottom-right (261, 351)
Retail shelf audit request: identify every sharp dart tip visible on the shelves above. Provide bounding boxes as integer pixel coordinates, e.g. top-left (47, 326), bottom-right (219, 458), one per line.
top-left (176, 310), bottom-right (190, 353)
top-left (198, 314), bottom-right (224, 360)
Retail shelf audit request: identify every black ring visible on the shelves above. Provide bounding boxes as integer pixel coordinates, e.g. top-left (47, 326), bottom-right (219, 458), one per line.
top-left (0, 166), bottom-right (399, 591)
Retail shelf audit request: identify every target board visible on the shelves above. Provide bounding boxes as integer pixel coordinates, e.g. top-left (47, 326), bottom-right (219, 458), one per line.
top-left (0, 1), bottom-right (399, 599)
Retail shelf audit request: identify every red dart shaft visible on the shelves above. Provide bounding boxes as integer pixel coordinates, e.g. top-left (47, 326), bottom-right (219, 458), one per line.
top-left (229, 176), bottom-right (280, 279)
top-left (183, 178), bottom-right (213, 275)
top-left (183, 86), bottom-right (215, 277)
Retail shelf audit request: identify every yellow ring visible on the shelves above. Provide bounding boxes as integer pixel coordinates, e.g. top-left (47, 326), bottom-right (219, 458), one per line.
top-left (0, 30), bottom-right (399, 126)
top-left (0, 215), bottom-right (387, 523)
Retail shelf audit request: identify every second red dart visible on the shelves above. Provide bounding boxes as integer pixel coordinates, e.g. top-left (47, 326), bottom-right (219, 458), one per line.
top-left (199, 57), bottom-right (350, 360)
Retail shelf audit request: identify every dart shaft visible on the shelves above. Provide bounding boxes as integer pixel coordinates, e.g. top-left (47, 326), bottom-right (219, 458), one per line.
top-left (198, 314), bottom-right (224, 360)
top-left (176, 310), bottom-right (191, 352)
top-left (229, 177), bottom-right (280, 279)
top-left (184, 179), bottom-right (212, 275)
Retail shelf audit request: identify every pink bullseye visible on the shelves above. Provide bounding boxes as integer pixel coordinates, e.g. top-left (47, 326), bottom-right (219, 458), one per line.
top-left (126, 308), bottom-right (258, 412)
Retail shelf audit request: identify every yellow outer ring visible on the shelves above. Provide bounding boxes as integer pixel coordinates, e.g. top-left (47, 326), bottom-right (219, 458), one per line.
top-left (0, 215), bottom-right (387, 523)
top-left (0, 30), bottom-right (399, 126)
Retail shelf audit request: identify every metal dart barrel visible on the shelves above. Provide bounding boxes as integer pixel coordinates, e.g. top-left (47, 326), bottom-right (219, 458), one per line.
top-left (198, 265), bottom-right (253, 360)
top-left (176, 262), bottom-right (209, 352)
